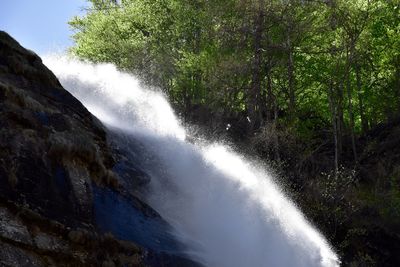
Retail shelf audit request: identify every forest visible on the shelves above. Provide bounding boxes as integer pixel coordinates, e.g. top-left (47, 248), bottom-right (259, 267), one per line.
top-left (71, 0), bottom-right (399, 170)
top-left (69, 0), bottom-right (400, 265)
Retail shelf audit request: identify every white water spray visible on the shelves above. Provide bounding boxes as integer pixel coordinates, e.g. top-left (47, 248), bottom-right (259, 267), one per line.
top-left (44, 55), bottom-right (340, 267)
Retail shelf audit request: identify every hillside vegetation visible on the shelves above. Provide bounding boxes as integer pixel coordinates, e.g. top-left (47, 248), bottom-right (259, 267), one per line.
top-left (70, 1), bottom-right (400, 265)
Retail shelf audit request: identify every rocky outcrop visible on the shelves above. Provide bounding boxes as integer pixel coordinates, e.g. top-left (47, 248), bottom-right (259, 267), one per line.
top-left (0, 31), bottom-right (199, 266)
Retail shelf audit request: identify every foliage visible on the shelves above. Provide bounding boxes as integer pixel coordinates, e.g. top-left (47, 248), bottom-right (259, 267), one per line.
top-left (69, 2), bottom-right (400, 264)
top-left (70, 0), bottom-right (399, 152)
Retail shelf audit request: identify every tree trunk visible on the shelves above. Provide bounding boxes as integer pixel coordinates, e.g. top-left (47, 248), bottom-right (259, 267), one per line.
top-left (355, 60), bottom-right (368, 133)
top-left (248, 0), bottom-right (265, 131)
top-left (337, 79), bottom-right (344, 158)
top-left (346, 46), bottom-right (358, 163)
top-left (273, 95), bottom-right (280, 162)
top-left (266, 62), bottom-right (274, 122)
top-left (328, 79), bottom-right (339, 176)
top-left (286, 33), bottom-right (296, 121)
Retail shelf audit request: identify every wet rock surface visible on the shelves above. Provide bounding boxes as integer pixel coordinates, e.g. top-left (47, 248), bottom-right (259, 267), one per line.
top-left (0, 31), bottom-right (200, 267)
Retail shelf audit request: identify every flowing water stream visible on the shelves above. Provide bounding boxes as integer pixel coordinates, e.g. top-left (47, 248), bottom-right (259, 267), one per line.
top-left (44, 55), bottom-right (339, 267)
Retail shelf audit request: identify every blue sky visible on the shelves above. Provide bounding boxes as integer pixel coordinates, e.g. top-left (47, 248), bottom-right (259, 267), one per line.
top-left (0, 0), bottom-right (88, 55)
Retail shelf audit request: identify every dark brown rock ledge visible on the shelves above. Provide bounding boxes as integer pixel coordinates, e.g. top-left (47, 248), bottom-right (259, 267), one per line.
top-left (0, 31), bottom-right (199, 267)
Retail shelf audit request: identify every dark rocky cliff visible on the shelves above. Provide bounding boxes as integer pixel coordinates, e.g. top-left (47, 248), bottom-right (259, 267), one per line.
top-left (0, 31), bottom-right (199, 267)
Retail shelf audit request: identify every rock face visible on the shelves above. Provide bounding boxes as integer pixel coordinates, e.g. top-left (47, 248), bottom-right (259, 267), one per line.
top-left (0, 31), bottom-right (199, 266)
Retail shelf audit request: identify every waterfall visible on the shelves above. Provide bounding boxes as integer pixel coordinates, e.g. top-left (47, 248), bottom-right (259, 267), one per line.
top-left (44, 55), bottom-right (340, 267)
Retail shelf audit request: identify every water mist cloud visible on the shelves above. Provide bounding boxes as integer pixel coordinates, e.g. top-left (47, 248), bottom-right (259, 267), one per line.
top-left (44, 55), bottom-right (340, 267)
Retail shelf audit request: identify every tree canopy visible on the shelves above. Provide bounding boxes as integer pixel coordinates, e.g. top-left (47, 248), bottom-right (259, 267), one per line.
top-left (70, 0), bottom-right (400, 167)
